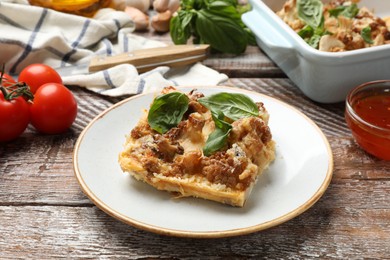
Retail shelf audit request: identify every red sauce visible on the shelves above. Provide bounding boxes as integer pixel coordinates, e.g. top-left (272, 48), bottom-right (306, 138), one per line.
top-left (354, 95), bottom-right (390, 129)
top-left (345, 88), bottom-right (390, 160)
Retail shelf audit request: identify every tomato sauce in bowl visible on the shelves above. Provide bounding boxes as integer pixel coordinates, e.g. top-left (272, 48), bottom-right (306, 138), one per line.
top-left (345, 80), bottom-right (390, 160)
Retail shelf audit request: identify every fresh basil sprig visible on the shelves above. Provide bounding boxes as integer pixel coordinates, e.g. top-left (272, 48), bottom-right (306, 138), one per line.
top-left (297, 0), bottom-right (323, 29)
top-left (170, 0), bottom-right (255, 54)
top-left (202, 110), bottom-right (232, 156)
top-left (147, 91), bottom-right (259, 156)
top-left (198, 92), bottom-right (259, 121)
top-left (198, 92), bottom-right (259, 156)
top-left (147, 92), bottom-right (189, 134)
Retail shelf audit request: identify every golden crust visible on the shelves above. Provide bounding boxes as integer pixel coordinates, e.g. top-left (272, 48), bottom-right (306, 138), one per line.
top-left (118, 88), bottom-right (276, 207)
top-left (119, 140), bottom-right (275, 207)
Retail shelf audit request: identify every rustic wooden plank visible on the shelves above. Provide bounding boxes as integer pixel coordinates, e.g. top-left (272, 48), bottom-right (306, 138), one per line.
top-left (0, 204), bottom-right (388, 258)
top-left (204, 46), bottom-right (285, 78)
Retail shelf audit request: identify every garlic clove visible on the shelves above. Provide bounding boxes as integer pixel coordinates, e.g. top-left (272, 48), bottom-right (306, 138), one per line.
top-left (124, 6), bottom-right (150, 31)
top-left (153, 0), bottom-right (169, 12)
top-left (167, 0), bottom-right (179, 13)
top-left (151, 10), bottom-right (172, 32)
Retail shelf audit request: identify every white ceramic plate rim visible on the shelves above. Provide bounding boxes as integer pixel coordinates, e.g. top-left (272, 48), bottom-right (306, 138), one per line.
top-left (73, 86), bottom-right (333, 238)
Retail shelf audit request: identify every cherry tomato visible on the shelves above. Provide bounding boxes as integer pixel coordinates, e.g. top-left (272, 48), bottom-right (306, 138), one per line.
top-left (0, 92), bottom-right (30, 142)
top-left (18, 64), bottom-right (62, 94)
top-left (1, 73), bottom-right (16, 87)
top-left (30, 83), bottom-right (77, 134)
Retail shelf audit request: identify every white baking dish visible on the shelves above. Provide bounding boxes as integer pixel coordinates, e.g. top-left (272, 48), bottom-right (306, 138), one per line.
top-left (242, 0), bottom-right (390, 103)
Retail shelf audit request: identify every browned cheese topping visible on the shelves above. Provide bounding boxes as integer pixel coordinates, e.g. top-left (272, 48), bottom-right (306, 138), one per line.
top-left (128, 90), bottom-right (273, 191)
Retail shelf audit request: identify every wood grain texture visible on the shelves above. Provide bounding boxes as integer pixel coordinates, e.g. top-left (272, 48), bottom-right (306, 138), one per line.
top-left (0, 202), bottom-right (389, 259)
top-left (1, 30), bottom-right (390, 258)
top-left (2, 134), bottom-right (388, 206)
top-left (204, 46), bottom-right (286, 78)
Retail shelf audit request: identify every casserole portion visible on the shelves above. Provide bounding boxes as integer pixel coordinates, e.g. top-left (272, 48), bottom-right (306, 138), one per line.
top-left (277, 0), bottom-right (390, 51)
top-left (119, 87), bottom-right (275, 207)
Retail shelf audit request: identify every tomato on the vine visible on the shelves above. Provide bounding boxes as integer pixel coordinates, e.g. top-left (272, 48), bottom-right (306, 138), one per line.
top-left (0, 74), bottom-right (31, 142)
top-left (1, 73), bottom-right (16, 87)
top-left (18, 64), bottom-right (62, 94)
top-left (30, 83), bottom-right (77, 134)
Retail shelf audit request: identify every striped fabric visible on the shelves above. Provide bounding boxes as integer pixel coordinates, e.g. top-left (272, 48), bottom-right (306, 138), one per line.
top-left (0, 1), bottom-right (228, 96)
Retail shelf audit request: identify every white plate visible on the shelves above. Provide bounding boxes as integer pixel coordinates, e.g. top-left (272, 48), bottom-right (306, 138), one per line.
top-left (73, 86), bottom-right (333, 238)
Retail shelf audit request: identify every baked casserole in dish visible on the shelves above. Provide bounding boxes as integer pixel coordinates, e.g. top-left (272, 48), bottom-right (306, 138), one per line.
top-left (242, 0), bottom-right (390, 103)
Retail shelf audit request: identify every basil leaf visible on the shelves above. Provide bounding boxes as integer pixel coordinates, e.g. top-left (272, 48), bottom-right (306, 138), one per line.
top-left (192, 0), bottom-right (206, 10)
top-left (207, 0), bottom-right (241, 21)
top-left (198, 92), bottom-right (259, 121)
top-left (203, 111), bottom-right (232, 156)
top-left (180, 0), bottom-right (193, 7)
top-left (298, 18), bottom-right (327, 49)
top-left (328, 6), bottom-right (344, 17)
top-left (170, 11), bottom-right (193, 44)
top-left (147, 92), bottom-right (189, 134)
top-left (298, 25), bottom-right (314, 39)
top-left (195, 9), bottom-right (248, 54)
top-left (361, 26), bottom-right (374, 44)
top-left (181, 0), bottom-right (204, 9)
top-left (199, 92), bottom-right (259, 155)
top-left (169, 0), bottom-right (253, 54)
top-left (329, 4), bottom-right (359, 18)
top-left (206, 0), bottom-right (255, 42)
top-left (307, 34), bottom-right (322, 49)
top-left (297, 0), bottom-right (323, 29)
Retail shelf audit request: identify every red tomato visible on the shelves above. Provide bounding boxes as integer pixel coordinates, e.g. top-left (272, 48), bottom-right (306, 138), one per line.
top-left (18, 64), bottom-right (62, 94)
top-left (30, 83), bottom-right (77, 134)
top-left (1, 73), bottom-right (16, 87)
top-left (0, 92), bottom-right (30, 142)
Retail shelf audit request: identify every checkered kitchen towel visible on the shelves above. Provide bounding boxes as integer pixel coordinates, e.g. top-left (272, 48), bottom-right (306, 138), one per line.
top-left (0, 1), bottom-right (228, 96)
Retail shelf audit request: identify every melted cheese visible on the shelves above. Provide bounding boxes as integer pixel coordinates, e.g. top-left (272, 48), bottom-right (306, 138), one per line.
top-left (118, 88), bottom-right (276, 207)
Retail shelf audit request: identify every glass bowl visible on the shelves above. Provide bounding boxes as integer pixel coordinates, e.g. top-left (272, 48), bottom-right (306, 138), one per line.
top-left (345, 80), bottom-right (390, 160)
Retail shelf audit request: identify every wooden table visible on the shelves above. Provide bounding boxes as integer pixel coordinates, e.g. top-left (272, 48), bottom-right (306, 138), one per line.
top-left (1, 32), bottom-right (389, 258)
